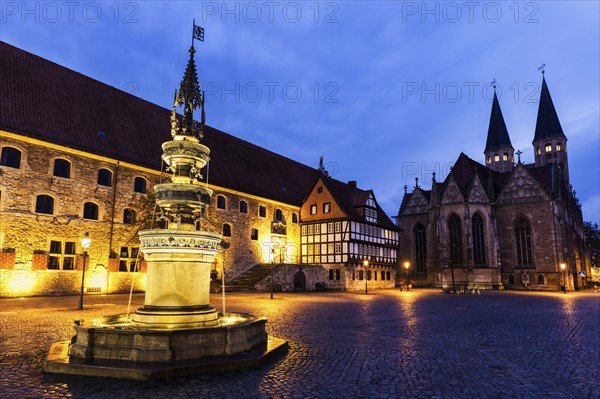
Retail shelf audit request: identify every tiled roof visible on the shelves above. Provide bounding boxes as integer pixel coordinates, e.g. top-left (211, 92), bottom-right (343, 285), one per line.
top-left (533, 76), bottom-right (566, 143)
top-left (485, 91), bottom-right (513, 152)
top-left (0, 41), bottom-right (319, 206)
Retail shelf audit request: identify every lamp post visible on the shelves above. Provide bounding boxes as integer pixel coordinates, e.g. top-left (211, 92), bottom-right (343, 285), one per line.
top-left (363, 259), bottom-right (369, 295)
top-left (560, 262), bottom-right (567, 293)
top-left (78, 232), bottom-right (91, 310)
top-left (403, 261), bottom-right (411, 291)
top-left (270, 247), bottom-right (275, 299)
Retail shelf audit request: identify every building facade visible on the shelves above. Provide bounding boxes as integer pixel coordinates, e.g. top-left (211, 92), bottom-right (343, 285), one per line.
top-left (396, 77), bottom-right (591, 291)
top-left (0, 42), bottom-right (399, 296)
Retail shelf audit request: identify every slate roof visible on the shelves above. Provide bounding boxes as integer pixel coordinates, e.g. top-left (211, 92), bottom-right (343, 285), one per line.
top-left (533, 76), bottom-right (566, 143)
top-left (0, 41), bottom-right (321, 206)
top-left (485, 91), bottom-right (513, 152)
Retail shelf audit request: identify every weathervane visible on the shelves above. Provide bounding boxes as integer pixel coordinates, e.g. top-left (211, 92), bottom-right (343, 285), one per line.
top-left (491, 78), bottom-right (497, 89)
top-left (192, 19), bottom-right (205, 46)
top-left (538, 63), bottom-right (545, 74)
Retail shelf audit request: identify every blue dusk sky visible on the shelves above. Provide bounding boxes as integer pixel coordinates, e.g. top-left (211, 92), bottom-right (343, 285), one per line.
top-left (1, 1), bottom-right (598, 223)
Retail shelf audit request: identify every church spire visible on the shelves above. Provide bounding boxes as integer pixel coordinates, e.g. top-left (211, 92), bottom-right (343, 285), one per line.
top-left (484, 85), bottom-right (514, 173)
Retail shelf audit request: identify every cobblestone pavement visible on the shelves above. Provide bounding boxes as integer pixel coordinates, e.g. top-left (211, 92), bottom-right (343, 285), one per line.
top-left (1, 289), bottom-right (599, 399)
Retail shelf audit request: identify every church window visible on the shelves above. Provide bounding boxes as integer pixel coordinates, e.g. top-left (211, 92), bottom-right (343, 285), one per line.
top-left (545, 143), bottom-right (552, 152)
top-left (53, 159), bottom-right (71, 178)
top-left (472, 214), bottom-right (486, 266)
top-left (502, 153), bottom-right (509, 161)
top-left (97, 169), bottom-right (112, 186)
top-left (448, 214), bottom-right (462, 266)
top-left (537, 274), bottom-right (545, 285)
top-left (217, 195), bottom-right (226, 209)
top-left (515, 217), bottom-right (533, 266)
top-left (251, 228), bottom-right (258, 240)
top-left (323, 202), bottom-right (331, 213)
top-left (222, 223), bottom-right (231, 237)
top-left (494, 154), bottom-right (499, 162)
top-left (134, 177), bottom-right (147, 193)
top-left (414, 222), bottom-right (427, 273)
top-left (35, 195), bottom-right (54, 215)
top-left (556, 142), bottom-right (562, 151)
top-left (48, 240), bottom-right (76, 270)
top-left (123, 208), bottom-right (136, 224)
top-left (259, 205), bottom-right (266, 217)
top-left (486, 156), bottom-right (491, 164)
top-left (0, 147), bottom-right (21, 168)
top-left (83, 202), bottom-right (99, 220)
top-left (239, 200), bottom-right (248, 213)
top-left (292, 213), bottom-right (298, 223)
top-left (275, 208), bottom-right (283, 221)
top-left (536, 146), bottom-right (541, 155)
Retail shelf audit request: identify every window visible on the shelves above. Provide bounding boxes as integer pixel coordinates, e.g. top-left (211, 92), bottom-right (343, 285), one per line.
top-left (259, 205), bottom-right (266, 217)
top-left (328, 223), bottom-right (334, 233)
top-left (123, 208), bottom-right (136, 224)
top-left (414, 222), bottom-right (426, 273)
top-left (335, 269), bottom-right (340, 280)
top-left (536, 146), bottom-right (541, 155)
top-left (448, 214), bottom-right (462, 266)
top-left (386, 271), bottom-right (391, 280)
top-left (508, 274), bottom-right (515, 284)
top-left (134, 177), bottom-right (147, 193)
top-left (292, 213), bottom-right (298, 223)
top-left (223, 223), bottom-right (231, 237)
top-left (335, 222), bottom-right (341, 233)
top-left (310, 204), bottom-right (317, 215)
top-left (251, 228), bottom-right (258, 240)
top-left (119, 247), bottom-right (139, 272)
top-left (0, 147), bottom-right (21, 168)
top-left (35, 195), bottom-right (54, 215)
top-left (486, 156), bottom-right (491, 164)
top-left (329, 269), bottom-right (334, 280)
top-left (334, 243), bottom-right (341, 254)
top-left (275, 209), bottom-right (283, 221)
top-left (381, 270), bottom-right (385, 280)
top-left (53, 159), bottom-right (71, 178)
top-left (537, 274), bottom-right (545, 285)
top-left (317, 187), bottom-right (323, 193)
top-left (493, 154), bottom-right (499, 162)
top-left (83, 202), bottom-right (99, 220)
top-left (556, 142), bottom-right (562, 151)
top-left (97, 169), bottom-right (112, 186)
top-left (515, 217), bottom-right (533, 266)
top-left (502, 153), bottom-right (509, 161)
top-left (48, 240), bottom-right (76, 270)
top-left (239, 200), bottom-right (248, 213)
top-left (472, 214), bottom-right (486, 266)
top-left (301, 225), bottom-right (307, 235)
top-left (323, 203), bottom-right (331, 213)
top-left (367, 270), bottom-right (372, 280)
top-left (358, 270), bottom-right (364, 280)
top-left (545, 143), bottom-right (552, 152)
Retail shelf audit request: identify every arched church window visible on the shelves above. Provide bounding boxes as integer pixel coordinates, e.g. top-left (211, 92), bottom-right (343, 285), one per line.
top-left (486, 156), bottom-right (491, 164)
top-left (515, 217), bottom-right (533, 266)
top-left (448, 214), bottom-right (462, 266)
top-left (414, 223), bottom-right (426, 274)
top-left (536, 146), bottom-right (541, 155)
top-left (556, 142), bottom-right (562, 151)
top-left (502, 153), bottom-right (508, 161)
top-left (494, 154), bottom-right (499, 162)
top-left (545, 143), bottom-right (552, 152)
top-left (472, 213), bottom-right (486, 266)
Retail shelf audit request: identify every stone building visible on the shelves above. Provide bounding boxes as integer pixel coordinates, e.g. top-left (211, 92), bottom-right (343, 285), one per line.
top-left (396, 77), bottom-right (591, 291)
top-left (0, 42), bottom-right (399, 296)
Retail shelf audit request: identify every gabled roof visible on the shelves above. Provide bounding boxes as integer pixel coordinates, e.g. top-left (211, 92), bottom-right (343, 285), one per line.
top-left (0, 41), bottom-right (318, 206)
top-left (485, 91), bottom-right (513, 152)
top-left (533, 76), bottom-right (566, 143)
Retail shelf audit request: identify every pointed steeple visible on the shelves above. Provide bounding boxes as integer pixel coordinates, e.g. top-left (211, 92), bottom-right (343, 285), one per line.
top-left (170, 45), bottom-right (206, 139)
top-left (533, 75), bottom-right (565, 143)
top-left (484, 87), bottom-right (514, 173)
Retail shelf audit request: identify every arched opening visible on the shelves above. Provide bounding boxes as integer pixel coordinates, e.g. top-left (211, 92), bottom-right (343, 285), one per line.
top-left (472, 213), bottom-right (486, 266)
top-left (414, 222), bottom-right (426, 273)
top-left (515, 217), bottom-right (533, 266)
top-left (293, 270), bottom-right (306, 291)
top-left (537, 274), bottom-right (545, 285)
top-left (0, 147), bottom-right (21, 168)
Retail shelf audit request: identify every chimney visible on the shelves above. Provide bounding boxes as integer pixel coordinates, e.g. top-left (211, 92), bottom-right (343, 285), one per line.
top-left (348, 180), bottom-right (357, 189)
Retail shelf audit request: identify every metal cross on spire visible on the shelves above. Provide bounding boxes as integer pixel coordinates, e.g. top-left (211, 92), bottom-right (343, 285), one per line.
top-left (538, 63), bottom-right (545, 74)
top-left (516, 149), bottom-right (523, 164)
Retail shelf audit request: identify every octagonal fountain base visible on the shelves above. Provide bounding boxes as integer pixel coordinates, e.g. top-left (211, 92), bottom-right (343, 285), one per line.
top-left (43, 313), bottom-right (287, 380)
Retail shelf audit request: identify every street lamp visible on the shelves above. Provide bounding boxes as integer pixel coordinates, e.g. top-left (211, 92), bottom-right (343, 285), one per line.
top-left (403, 261), bottom-right (411, 291)
top-left (560, 262), bottom-right (567, 293)
top-left (78, 232), bottom-right (91, 310)
top-left (270, 247), bottom-right (275, 299)
top-left (363, 259), bottom-right (369, 295)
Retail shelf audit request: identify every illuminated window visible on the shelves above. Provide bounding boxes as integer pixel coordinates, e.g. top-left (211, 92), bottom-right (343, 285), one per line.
top-left (301, 225), bottom-right (307, 235)
top-left (493, 154), bottom-right (499, 162)
top-left (515, 217), bottom-right (533, 266)
top-left (334, 243), bottom-right (341, 254)
top-left (308, 224), bottom-right (314, 235)
top-left (53, 159), bottom-right (71, 178)
top-left (556, 142), bottom-right (562, 151)
top-left (545, 143), bottom-right (552, 152)
top-left (275, 208), bottom-right (283, 221)
top-left (323, 203), bottom-right (331, 213)
top-left (35, 195), bottom-right (54, 215)
top-left (335, 222), bottom-right (342, 233)
top-left (292, 213), bottom-right (298, 223)
top-left (97, 169), bottom-right (112, 186)
top-left (223, 223), bottom-right (231, 237)
top-left (327, 243), bottom-right (334, 254)
top-left (448, 214), bottom-right (462, 266)
top-left (502, 153), bottom-right (508, 161)
top-left (314, 224), bottom-right (321, 234)
top-left (414, 222), bottom-right (426, 273)
top-left (259, 205), bottom-right (266, 217)
top-left (328, 223), bottom-right (334, 233)
top-left (134, 177), bottom-right (147, 193)
top-left (536, 146), bottom-right (541, 155)
top-left (0, 147), bottom-right (21, 168)
top-left (310, 204), bottom-right (317, 215)
top-left (123, 208), bottom-right (136, 224)
top-left (119, 247), bottom-right (139, 272)
top-left (486, 156), bottom-right (491, 164)
top-left (83, 202), bottom-right (99, 220)
top-left (48, 240), bottom-right (76, 270)
top-left (239, 200), bottom-right (248, 213)
top-left (472, 213), bottom-right (486, 266)
top-left (251, 228), bottom-right (258, 240)
top-left (217, 195), bottom-right (226, 209)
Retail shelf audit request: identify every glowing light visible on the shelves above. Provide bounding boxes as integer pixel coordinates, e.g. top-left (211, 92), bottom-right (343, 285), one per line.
top-left (6, 271), bottom-right (38, 296)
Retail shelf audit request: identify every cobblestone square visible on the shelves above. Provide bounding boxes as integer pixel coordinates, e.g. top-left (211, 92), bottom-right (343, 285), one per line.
top-left (1, 289), bottom-right (598, 398)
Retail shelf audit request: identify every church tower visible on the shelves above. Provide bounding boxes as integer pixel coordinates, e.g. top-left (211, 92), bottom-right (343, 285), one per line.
top-left (484, 89), bottom-right (514, 173)
top-left (532, 72), bottom-right (569, 181)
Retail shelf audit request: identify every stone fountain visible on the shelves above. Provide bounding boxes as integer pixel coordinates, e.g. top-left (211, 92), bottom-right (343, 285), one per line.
top-left (43, 33), bottom-right (286, 380)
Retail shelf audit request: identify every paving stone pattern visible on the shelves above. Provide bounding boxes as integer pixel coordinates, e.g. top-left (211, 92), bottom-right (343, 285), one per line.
top-left (1, 290), bottom-right (598, 398)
